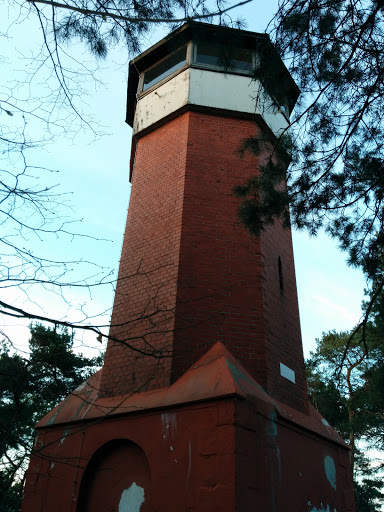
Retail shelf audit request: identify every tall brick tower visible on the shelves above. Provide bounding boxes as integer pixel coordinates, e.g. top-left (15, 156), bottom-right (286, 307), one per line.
top-left (100, 22), bottom-right (308, 412)
top-left (22, 22), bottom-right (355, 512)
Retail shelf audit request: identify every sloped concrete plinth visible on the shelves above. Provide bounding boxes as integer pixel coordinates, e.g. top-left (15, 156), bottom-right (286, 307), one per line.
top-left (22, 343), bottom-right (354, 512)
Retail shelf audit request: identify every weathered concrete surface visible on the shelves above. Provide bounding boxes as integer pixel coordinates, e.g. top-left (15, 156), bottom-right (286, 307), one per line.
top-left (22, 343), bottom-right (354, 512)
top-left (133, 67), bottom-right (288, 137)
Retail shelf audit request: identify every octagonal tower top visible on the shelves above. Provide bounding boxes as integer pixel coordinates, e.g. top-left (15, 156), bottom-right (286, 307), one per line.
top-left (126, 21), bottom-right (300, 137)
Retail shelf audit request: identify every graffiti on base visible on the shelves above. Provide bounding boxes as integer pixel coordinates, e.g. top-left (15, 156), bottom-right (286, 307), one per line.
top-left (324, 455), bottom-right (337, 490)
top-left (309, 506), bottom-right (337, 512)
top-left (161, 412), bottom-right (177, 440)
top-left (118, 482), bottom-right (145, 512)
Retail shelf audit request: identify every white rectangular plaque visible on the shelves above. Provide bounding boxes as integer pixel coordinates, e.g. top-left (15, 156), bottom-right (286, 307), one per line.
top-left (280, 362), bottom-right (296, 383)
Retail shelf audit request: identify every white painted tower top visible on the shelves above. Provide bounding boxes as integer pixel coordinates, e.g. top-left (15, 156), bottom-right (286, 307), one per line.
top-left (126, 22), bottom-right (299, 137)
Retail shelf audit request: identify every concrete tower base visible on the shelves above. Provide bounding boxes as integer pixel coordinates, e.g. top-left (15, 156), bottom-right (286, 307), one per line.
top-left (22, 343), bottom-right (354, 512)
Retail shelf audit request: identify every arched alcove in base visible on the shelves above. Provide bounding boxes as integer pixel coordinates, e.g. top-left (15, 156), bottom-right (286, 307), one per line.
top-left (77, 439), bottom-right (151, 512)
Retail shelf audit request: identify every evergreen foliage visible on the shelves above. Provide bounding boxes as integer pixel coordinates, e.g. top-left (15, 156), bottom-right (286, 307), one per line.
top-left (306, 327), bottom-right (384, 511)
top-left (31, 0), bottom-right (241, 59)
top-left (235, 0), bottom-right (384, 319)
top-left (0, 323), bottom-right (101, 511)
top-left (52, 0), bottom-right (182, 57)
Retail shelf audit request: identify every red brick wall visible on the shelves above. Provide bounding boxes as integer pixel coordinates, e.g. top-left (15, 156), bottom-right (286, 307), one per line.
top-left (261, 220), bottom-right (308, 410)
top-left (100, 113), bottom-right (189, 396)
top-left (172, 111), bottom-right (307, 410)
top-left (172, 113), bottom-right (266, 384)
top-left (100, 109), bottom-right (307, 410)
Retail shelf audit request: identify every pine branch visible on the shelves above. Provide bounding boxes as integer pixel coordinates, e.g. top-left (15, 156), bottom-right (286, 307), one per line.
top-left (27, 0), bottom-right (252, 24)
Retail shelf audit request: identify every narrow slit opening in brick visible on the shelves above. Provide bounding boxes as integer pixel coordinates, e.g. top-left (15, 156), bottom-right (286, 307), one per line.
top-left (278, 256), bottom-right (284, 294)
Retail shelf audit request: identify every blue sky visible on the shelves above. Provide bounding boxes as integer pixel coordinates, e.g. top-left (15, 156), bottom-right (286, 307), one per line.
top-left (0, 0), bottom-right (366, 358)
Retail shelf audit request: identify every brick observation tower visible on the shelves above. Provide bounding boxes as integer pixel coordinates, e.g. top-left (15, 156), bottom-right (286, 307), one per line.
top-left (22, 22), bottom-right (355, 512)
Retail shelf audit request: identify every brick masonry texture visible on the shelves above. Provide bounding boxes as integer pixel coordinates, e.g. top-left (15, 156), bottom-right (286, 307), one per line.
top-left (100, 109), bottom-right (307, 411)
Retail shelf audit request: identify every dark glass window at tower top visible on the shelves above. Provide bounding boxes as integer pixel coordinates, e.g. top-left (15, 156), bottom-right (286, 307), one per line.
top-left (143, 46), bottom-right (187, 91)
top-left (195, 43), bottom-right (253, 73)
